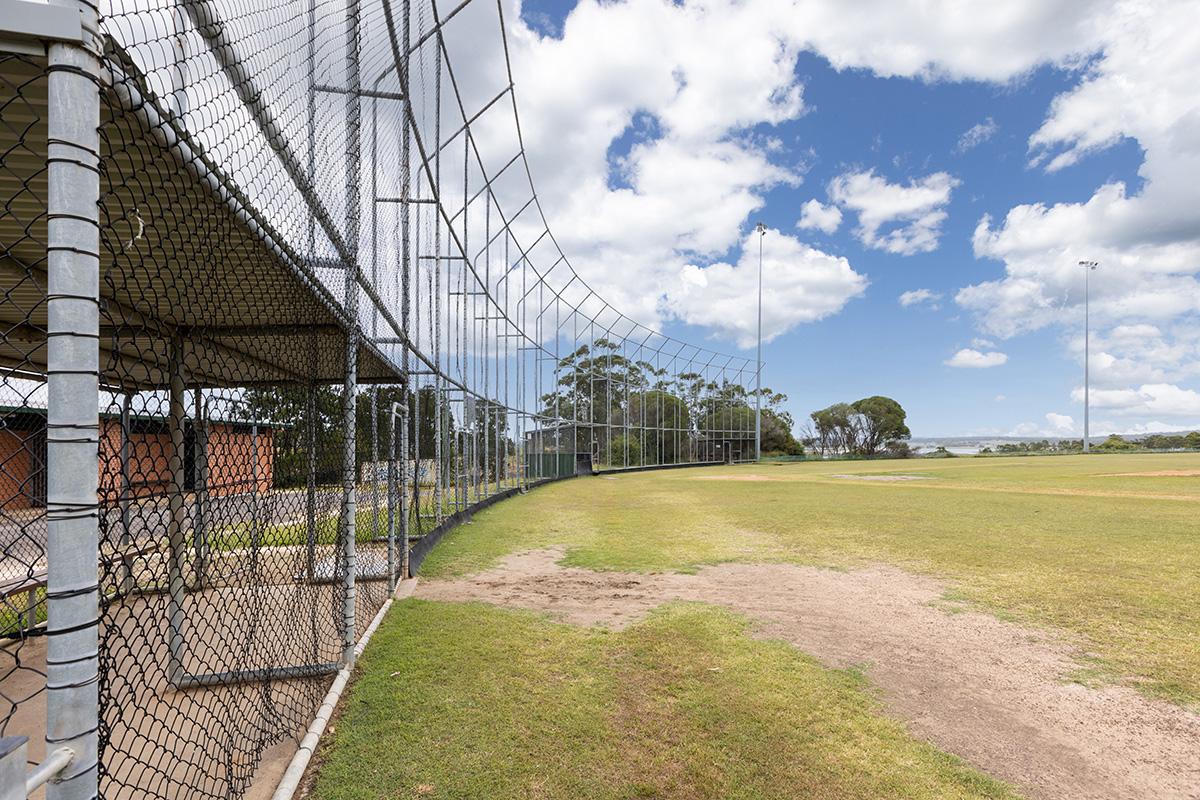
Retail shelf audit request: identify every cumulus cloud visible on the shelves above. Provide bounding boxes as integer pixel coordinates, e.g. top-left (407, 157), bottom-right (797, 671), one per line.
top-left (1008, 412), bottom-right (1077, 437)
top-left (503, 0), bottom-right (810, 330)
top-left (956, 117), bottom-right (998, 153)
top-left (664, 228), bottom-right (868, 348)
top-left (797, 199), bottom-right (843, 234)
top-left (945, 348), bottom-right (1009, 368)
top-left (502, 0), bottom-right (1101, 338)
top-left (1044, 412), bottom-right (1076, 433)
top-left (1096, 420), bottom-right (1200, 436)
top-left (1071, 383), bottom-right (1200, 417)
top-left (899, 288), bottom-right (941, 307)
top-left (492, 0), bottom-right (1199, 384)
top-left (949, 0), bottom-right (1200, 432)
top-left (828, 170), bottom-right (960, 255)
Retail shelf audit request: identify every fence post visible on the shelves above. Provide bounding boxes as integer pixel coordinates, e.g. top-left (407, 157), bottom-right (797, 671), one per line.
top-left (192, 388), bottom-right (207, 587)
top-left (338, 0), bottom-right (362, 667)
top-left (118, 393), bottom-right (133, 596)
top-left (44, 1), bottom-right (101, 795)
top-left (305, 380), bottom-right (317, 580)
top-left (400, 406), bottom-right (409, 578)
top-left (166, 336), bottom-right (187, 685)
top-left (387, 405), bottom-right (397, 594)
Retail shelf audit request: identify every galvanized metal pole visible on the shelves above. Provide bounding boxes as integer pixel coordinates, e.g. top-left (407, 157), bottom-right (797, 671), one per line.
top-left (370, 389), bottom-right (379, 549)
top-left (118, 393), bottom-right (133, 596)
top-left (167, 336), bottom-right (188, 685)
top-left (1079, 260), bottom-right (1098, 453)
top-left (387, 404), bottom-right (397, 593)
top-left (192, 388), bottom-right (207, 587)
top-left (44, 3), bottom-right (102, 793)
top-left (339, 0), bottom-right (362, 666)
top-left (433, 40), bottom-right (444, 525)
top-left (389, 403), bottom-right (409, 579)
top-left (401, 405), bottom-right (409, 577)
top-left (754, 222), bottom-right (765, 462)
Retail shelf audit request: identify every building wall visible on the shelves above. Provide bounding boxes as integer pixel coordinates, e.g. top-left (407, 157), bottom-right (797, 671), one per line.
top-left (205, 424), bottom-right (274, 496)
top-left (0, 429), bottom-right (35, 511)
top-left (98, 419), bottom-right (172, 499)
top-left (0, 418), bottom-right (276, 509)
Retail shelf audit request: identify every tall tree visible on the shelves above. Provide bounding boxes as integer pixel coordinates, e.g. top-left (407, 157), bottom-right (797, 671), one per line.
top-left (849, 396), bottom-right (910, 456)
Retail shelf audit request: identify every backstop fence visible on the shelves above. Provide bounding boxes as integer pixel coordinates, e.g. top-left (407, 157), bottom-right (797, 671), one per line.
top-left (0, 1), bottom-right (759, 797)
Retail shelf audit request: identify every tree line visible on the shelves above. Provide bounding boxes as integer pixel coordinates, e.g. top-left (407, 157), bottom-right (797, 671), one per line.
top-left (799, 396), bottom-right (912, 457)
top-left (539, 339), bottom-right (803, 464)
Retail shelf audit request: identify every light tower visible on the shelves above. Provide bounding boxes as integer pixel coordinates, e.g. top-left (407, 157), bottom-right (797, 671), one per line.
top-left (755, 222), bottom-right (766, 462)
top-left (1079, 260), bottom-right (1099, 452)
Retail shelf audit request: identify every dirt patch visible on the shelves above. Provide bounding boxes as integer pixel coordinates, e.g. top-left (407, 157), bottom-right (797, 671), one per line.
top-left (1104, 470), bottom-right (1200, 478)
top-left (831, 473), bottom-right (932, 482)
top-left (417, 549), bottom-right (1200, 800)
top-left (690, 474), bottom-right (774, 482)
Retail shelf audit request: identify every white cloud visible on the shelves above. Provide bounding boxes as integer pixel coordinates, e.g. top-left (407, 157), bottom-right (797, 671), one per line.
top-left (1045, 412), bottom-right (1076, 434)
top-left (899, 288), bottom-right (941, 307)
top-left (664, 228), bottom-right (868, 348)
top-left (956, 117), bottom-right (998, 153)
top-left (797, 199), bottom-right (843, 234)
top-left (503, 0), bottom-right (811, 331)
top-left (1097, 420), bottom-right (1200, 436)
top-left (1007, 412), bottom-right (1077, 437)
top-left (828, 170), bottom-right (960, 255)
top-left (949, 1), bottom-right (1200, 432)
top-left (494, 0), bottom-right (1200, 382)
top-left (945, 348), bottom-right (1009, 368)
top-left (994, 394), bottom-right (1007, 402)
top-left (971, 337), bottom-right (995, 348)
top-left (1072, 383), bottom-right (1200, 417)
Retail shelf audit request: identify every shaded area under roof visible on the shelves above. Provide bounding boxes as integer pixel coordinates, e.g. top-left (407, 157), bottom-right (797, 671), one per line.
top-left (0, 49), bottom-right (403, 392)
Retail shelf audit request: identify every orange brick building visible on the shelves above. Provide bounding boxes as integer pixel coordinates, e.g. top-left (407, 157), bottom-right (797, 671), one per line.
top-left (1, 408), bottom-right (274, 511)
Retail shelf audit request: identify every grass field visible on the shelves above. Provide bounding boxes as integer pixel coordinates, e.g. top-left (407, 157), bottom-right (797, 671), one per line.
top-left (312, 453), bottom-right (1199, 799)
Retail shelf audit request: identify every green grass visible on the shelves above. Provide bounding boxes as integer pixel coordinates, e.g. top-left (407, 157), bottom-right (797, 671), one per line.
top-left (421, 453), bottom-right (1200, 706)
top-left (0, 584), bottom-right (45, 637)
top-left (313, 600), bottom-right (1017, 800)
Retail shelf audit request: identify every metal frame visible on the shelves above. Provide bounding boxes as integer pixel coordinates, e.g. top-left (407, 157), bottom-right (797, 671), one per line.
top-left (0, 0), bottom-right (766, 797)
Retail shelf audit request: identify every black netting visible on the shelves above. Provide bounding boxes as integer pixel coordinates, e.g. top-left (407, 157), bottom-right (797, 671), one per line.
top-left (0, 2), bottom-right (760, 797)
top-left (0, 53), bottom-right (51, 777)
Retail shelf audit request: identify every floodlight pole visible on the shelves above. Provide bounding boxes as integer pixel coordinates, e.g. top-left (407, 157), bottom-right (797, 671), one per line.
top-left (754, 222), bottom-right (766, 462)
top-left (1079, 260), bottom-right (1099, 452)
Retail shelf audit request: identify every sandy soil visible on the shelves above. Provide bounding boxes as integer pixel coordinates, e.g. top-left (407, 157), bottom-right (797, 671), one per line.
top-left (690, 474), bottom-right (775, 481)
top-left (2, 542), bottom-right (396, 799)
top-left (831, 473), bottom-right (932, 481)
top-left (1104, 470), bottom-right (1200, 477)
top-left (417, 549), bottom-right (1200, 800)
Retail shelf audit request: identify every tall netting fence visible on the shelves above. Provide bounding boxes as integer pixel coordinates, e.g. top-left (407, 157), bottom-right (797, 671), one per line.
top-left (0, 1), bottom-right (760, 797)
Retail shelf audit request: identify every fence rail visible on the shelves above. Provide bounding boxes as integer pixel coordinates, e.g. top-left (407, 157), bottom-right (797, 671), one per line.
top-left (0, 1), bottom-right (761, 796)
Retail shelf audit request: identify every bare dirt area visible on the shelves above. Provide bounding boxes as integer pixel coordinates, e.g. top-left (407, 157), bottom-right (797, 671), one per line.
top-left (1103, 470), bottom-right (1200, 477)
top-left (417, 549), bottom-right (1200, 800)
top-left (690, 474), bottom-right (775, 481)
top-left (831, 473), bottom-right (932, 481)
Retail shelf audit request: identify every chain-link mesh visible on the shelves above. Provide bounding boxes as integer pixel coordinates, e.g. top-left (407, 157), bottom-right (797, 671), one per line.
top-left (0, 1), bottom-right (761, 796)
top-left (1, 52), bottom-right (52, 783)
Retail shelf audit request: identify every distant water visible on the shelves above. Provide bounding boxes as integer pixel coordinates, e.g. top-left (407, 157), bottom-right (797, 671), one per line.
top-left (909, 441), bottom-right (987, 455)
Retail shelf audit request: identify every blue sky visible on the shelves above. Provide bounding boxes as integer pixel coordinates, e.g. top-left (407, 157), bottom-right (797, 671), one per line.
top-left (506, 0), bottom-right (1200, 438)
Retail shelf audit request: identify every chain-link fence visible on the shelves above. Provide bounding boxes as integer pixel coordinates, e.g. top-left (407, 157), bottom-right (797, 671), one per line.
top-left (0, 2), bottom-right (760, 797)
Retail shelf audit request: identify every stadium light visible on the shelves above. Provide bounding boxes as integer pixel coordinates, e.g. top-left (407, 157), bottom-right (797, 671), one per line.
top-left (1079, 260), bottom-right (1099, 452)
top-left (755, 222), bottom-right (767, 462)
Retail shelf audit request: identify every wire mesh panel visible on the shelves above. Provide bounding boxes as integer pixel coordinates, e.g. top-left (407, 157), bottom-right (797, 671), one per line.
top-left (0, 0), bottom-right (763, 796)
top-left (0, 53), bottom-right (51, 768)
